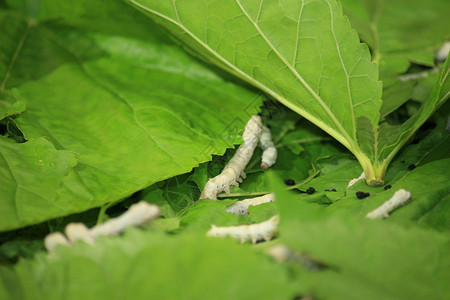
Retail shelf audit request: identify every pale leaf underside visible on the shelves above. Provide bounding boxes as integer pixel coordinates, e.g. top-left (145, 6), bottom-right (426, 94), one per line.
top-left (128, 0), bottom-right (383, 159)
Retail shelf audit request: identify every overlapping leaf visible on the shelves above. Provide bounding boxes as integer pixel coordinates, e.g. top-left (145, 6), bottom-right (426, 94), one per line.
top-left (270, 170), bottom-right (450, 300)
top-left (376, 57), bottom-right (449, 165)
top-left (0, 230), bottom-right (297, 300)
top-left (128, 0), bottom-right (450, 186)
top-left (128, 0), bottom-right (383, 162)
top-left (218, 102), bottom-right (449, 232)
top-left (340, 0), bottom-right (450, 86)
top-left (0, 0), bottom-right (263, 231)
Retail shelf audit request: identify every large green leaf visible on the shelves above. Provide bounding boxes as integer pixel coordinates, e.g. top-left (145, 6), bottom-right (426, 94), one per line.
top-left (0, 1), bottom-right (263, 231)
top-left (270, 172), bottom-right (450, 300)
top-left (127, 0), bottom-right (450, 187)
top-left (270, 102), bottom-right (450, 232)
top-left (127, 0), bottom-right (382, 169)
top-left (0, 230), bottom-right (297, 300)
top-left (376, 56), bottom-right (450, 167)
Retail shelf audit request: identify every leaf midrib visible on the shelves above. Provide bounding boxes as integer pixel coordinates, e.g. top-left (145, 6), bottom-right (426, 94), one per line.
top-left (235, 0), bottom-right (354, 142)
top-left (127, 0), bottom-right (357, 152)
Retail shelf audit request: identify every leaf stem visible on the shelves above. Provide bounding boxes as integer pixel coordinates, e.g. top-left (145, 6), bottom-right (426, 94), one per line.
top-left (286, 166), bottom-right (320, 190)
top-left (370, 0), bottom-right (382, 63)
top-left (96, 201), bottom-right (118, 225)
top-left (356, 153), bottom-right (386, 186)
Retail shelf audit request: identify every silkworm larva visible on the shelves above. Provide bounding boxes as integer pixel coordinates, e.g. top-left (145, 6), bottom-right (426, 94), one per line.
top-left (200, 115), bottom-right (263, 200)
top-left (259, 125), bottom-right (277, 170)
top-left (225, 193), bottom-right (276, 216)
top-left (44, 232), bottom-right (70, 254)
top-left (436, 41), bottom-right (450, 62)
top-left (65, 223), bottom-right (95, 245)
top-left (347, 171), bottom-right (365, 189)
top-left (44, 201), bottom-right (160, 253)
top-left (207, 214), bottom-right (279, 244)
top-left (366, 189), bottom-right (411, 219)
top-left (91, 201), bottom-right (160, 237)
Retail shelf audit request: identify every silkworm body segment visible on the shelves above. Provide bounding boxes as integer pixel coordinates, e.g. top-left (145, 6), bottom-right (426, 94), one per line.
top-left (347, 172), bottom-right (366, 189)
top-left (366, 189), bottom-right (412, 219)
top-left (91, 201), bottom-right (160, 236)
top-left (259, 125), bottom-right (277, 170)
top-left (200, 116), bottom-right (263, 199)
top-left (207, 214), bottom-right (279, 244)
top-left (225, 193), bottom-right (276, 216)
top-left (44, 201), bottom-right (160, 253)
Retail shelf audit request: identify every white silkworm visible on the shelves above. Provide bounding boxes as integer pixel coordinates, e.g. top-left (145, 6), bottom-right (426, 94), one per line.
top-left (207, 214), bottom-right (279, 244)
top-left (366, 189), bottom-right (412, 219)
top-left (259, 125), bottom-right (277, 170)
top-left (347, 171), bottom-right (365, 189)
top-left (225, 193), bottom-right (275, 216)
top-left (200, 115), bottom-right (263, 200)
top-left (90, 201), bottom-right (160, 236)
top-left (267, 244), bottom-right (292, 263)
top-left (65, 223), bottom-right (95, 245)
top-left (436, 41), bottom-right (450, 62)
top-left (44, 201), bottom-right (160, 253)
top-left (44, 232), bottom-right (70, 253)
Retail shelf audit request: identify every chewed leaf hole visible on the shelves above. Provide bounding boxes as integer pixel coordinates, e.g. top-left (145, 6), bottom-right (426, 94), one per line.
top-left (0, 117), bottom-right (26, 143)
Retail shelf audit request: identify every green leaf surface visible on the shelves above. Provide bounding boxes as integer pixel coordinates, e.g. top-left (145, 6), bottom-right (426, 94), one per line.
top-left (270, 172), bottom-right (450, 300)
top-left (128, 0), bottom-right (382, 162)
top-left (0, 96), bottom-right (25, 120)
top-left (0, 1), bottom-right (263, 231)
top-left (411, 70), bottom-right (441, 103)
top-left (341, 0), bottom-right (450, 86)
top-left (281, 107), bottom-right (450, 232)
top-left (0, 137), bottom-right (78, 226)
top-left (0, 230), bottom-right (297, 300)
top-left (180, 199), bottom-right (243, 232)
top-left (379, 80), bottom-right (414, 119)
top-left (377, 56), bottom-right (450, 166)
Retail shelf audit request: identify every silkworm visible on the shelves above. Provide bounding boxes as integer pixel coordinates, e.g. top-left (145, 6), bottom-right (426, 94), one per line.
top-left (44, 201), bottom-right (160, 253)
top-left (366, 189), bottom-right (411, 219)
top-left (225, 193), bottom-right (275, 216)
top-left (259, 125), bottom-right (277, 170)
top-left (65, 223), bottom-right (95, 245)
top-left (200, 115), bottom-right (263, 200)
top-left (436, 41), bottom-right (450, 62)
top-left (347, 171), bottom-right (365, 189)
top-left (90, 201), bottom-right (160, 236)
top-left (207, 214), bottom-right (279, 244)
top-left (44, 232), bottom-right (70, 253)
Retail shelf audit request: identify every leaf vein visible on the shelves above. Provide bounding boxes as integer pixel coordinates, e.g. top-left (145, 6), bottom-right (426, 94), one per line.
top-left (234, 0), bottom-right (353, 145)
top-left (325, 0), bottom-right (356, 141)
top-left (292, 0), bottom-right (305, 66)
top-left (0, 22), bottom-right (30, 92)
top-left (127, 0), bottom-right (354, 151)
top-left (256, 0), bottom-right (264, 22)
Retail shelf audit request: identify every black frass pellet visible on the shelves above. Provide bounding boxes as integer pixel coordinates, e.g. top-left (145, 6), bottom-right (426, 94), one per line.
top-left (284, 179), bottom-right (295, 186)
top-left (356, 191), bottom-right (370, 199)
